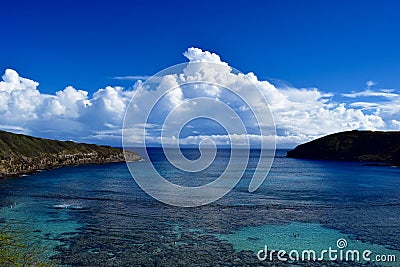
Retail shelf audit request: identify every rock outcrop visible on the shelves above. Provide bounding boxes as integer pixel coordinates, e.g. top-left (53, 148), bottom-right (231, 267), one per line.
top-left (287, 130), bottom-right (400, 165)
top-left (0, 130), bottom-right (140, 177)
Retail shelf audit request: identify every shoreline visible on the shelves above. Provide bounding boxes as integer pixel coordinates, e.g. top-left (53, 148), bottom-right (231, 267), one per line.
top-left (0, 150), bottom-right (141, 179)
top-left (0, 158), bottom-right (139, 179)
top-left (0, 130), bottom-right (141, 178)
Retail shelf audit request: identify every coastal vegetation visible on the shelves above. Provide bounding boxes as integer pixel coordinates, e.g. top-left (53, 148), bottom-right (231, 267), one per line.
top-left (287, 130), bottom-right (400, 166)
top-left (0, 130), bottom-right (140, 177)
top-left (0, 224), bottom-right (56, 266)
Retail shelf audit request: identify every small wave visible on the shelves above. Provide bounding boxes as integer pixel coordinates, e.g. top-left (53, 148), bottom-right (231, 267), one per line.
top-left (53, 204), bottom-right (71, 208)
top-left (52, 203), bottom-right (85, 209)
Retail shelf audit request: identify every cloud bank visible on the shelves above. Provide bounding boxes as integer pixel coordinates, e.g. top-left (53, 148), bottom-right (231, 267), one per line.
top-left (0, 48), bottom-right (399, 147)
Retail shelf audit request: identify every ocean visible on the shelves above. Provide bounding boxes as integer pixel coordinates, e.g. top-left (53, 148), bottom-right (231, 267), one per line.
top-left (0, 148), bottom-right (399, 266)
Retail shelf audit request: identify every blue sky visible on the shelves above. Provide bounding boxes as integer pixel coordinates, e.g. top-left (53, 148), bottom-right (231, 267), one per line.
top-left (0, 0), bottom-right (399, 147)
top-left (2, 0), bottom-right (400, 93)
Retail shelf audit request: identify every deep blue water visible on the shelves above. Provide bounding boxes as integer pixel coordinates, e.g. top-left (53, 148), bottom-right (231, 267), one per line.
top-left (0, 149), bottom-right (399, 266)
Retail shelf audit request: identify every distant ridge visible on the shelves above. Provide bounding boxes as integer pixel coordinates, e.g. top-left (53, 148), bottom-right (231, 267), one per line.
top-left (0, 130), bottom-right (140, 177)
top-left (287, 130), bottom-right (400, 166)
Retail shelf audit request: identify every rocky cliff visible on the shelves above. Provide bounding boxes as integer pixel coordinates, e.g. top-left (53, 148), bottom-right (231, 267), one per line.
top-left (0, 130), bottom-right (140, 177)
top-left (287, 130), bottom-right (400, 165)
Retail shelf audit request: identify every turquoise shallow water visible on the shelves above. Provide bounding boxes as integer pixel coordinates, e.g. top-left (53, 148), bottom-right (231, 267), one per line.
top-left (216, 222), bottom-right (400, 264)
top-left (0, 149), bottom-right (399, 266)
top-left (0, 201), bottom-right (81, 257)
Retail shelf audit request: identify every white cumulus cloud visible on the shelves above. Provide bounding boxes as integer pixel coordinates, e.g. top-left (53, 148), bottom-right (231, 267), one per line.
top-left (0, 47), bottom-right (399, 147)
top-left (0, 69), bottom-right (132, 142)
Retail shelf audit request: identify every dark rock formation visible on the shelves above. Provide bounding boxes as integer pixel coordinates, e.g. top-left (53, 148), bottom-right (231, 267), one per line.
top-left (0, 130), bottom-right (140, 177)
top-left (287, 130), bottom-right (400, 165)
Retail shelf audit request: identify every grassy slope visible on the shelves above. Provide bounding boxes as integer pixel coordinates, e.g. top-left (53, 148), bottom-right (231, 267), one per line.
top-left (0, 130), bottom-right (140, 177)
top-left (0, 130), bottom-right (121, 158)
top-left (287, 130), bottom-right (400, 164)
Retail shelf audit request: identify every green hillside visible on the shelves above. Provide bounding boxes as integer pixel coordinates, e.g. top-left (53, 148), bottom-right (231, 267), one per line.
top-left (0, 130), bottom-right (140, 177)
top-left (287, 130), bottom-right (400, 165)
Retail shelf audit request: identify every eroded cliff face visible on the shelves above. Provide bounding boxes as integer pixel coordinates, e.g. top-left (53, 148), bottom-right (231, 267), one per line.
top-left (0, 130), bottom-right (140, 177)
top-left (287, 130), bottom-right (400, 165)
top-left (0, 151), bottom-right (140, 177)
